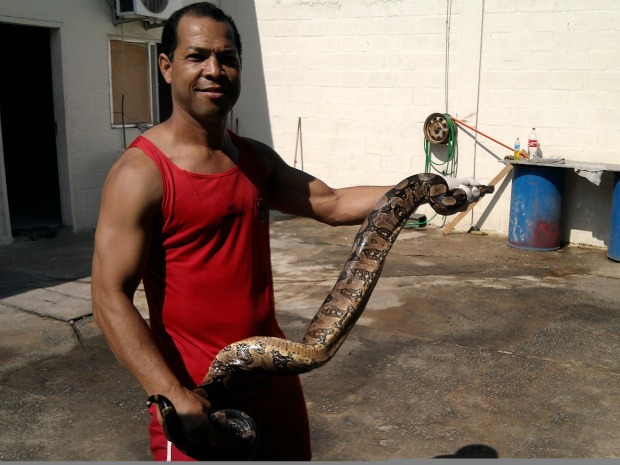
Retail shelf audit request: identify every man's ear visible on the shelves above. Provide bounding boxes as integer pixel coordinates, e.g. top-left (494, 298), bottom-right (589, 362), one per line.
top-left (159, 53), bottom-right (173, 84)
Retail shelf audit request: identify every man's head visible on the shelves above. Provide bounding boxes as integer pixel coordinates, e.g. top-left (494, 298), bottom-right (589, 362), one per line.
top-left (162, 2), bottom-right (242, 65)
top-left (158, 2), bottom-right (242, 121)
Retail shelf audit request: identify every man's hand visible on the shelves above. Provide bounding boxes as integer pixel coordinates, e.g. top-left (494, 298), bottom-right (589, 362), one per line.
top-left (443, 176), bottom-right (482, 202)
top-left (151, 387), bottom-right (225, 455)
top-left (173, 389), bottom-right (219, 441)
top-left (151, 387), bottom-right (257, 460)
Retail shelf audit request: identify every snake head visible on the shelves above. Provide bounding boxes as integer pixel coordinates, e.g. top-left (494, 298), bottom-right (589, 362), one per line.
top-left (429, 180), bottom-right (494, 215)
top-left (477, 184), bottom-right (495, 195)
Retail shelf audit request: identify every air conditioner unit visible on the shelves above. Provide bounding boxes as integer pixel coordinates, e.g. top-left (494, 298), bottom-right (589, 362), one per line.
top-left (115, 0), bottom-right (183, 21)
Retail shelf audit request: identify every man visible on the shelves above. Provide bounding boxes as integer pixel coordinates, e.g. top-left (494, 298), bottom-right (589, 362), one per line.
top-left (91, 2), bottom-right (481, 461)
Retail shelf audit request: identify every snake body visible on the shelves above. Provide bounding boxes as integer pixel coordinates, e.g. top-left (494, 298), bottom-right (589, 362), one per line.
top-left (151, 173), bottom-right (493, 459)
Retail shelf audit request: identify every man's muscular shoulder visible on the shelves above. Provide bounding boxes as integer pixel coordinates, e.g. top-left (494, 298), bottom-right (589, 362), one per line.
top-left (104, 146), bottom-right (163, 213)
top-left (239, 137), bottom-right (285, 177)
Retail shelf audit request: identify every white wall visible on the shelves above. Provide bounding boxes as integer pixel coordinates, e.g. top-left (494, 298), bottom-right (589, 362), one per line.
top-left (225, 0), bottom-right (620, 247)
top-left (0, 0), bottom-right (617, 248)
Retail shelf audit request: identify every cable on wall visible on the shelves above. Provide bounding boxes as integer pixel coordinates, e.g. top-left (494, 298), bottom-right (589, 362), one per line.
top-left (472, 0), bottom-right (485, 181)
top-left (444, 0), bottom-right (452, 114)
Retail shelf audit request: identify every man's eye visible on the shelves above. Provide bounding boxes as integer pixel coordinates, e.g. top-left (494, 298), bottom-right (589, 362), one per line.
top-left (219, 54), bottom-right (239, 67)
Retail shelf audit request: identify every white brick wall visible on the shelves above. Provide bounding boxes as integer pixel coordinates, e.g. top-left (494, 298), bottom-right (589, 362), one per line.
top-left (226, 0), bottom-right (620, 247)
top-left (0, 0), bottom-right (617, 248)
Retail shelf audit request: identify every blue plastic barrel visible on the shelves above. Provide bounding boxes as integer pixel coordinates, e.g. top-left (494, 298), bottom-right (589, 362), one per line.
top-left (608, 172), bottom-right (620, 261)
top-left (508, 164), bottom-right (565, 251)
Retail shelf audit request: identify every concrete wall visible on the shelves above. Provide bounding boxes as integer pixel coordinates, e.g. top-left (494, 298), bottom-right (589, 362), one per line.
top-left (224, 0), bottom-right (620, 247)
top-left (0, 0), bottom-right (618, 249)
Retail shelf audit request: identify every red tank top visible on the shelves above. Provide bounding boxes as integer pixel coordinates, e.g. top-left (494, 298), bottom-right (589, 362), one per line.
top-left (130, 132), bottom-right (285, 387)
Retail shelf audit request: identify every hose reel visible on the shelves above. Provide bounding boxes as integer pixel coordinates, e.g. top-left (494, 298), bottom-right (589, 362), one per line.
top-left (423, 113), bottom-right (458, 176)
top-left (413, 112), bottom-right (459, 227)
top-left (423, 113), bottom-right (456, 145)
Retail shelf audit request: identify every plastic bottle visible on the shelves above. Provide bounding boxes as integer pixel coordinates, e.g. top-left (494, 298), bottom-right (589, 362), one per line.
top-left (528, 128), bottom-right (538, 159)
top-left (514, 137), bottom-right (521, 160)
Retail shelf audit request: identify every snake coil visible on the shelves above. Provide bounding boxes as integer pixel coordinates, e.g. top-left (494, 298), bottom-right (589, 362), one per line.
top-left (150, 173), bottom-right (493, 460)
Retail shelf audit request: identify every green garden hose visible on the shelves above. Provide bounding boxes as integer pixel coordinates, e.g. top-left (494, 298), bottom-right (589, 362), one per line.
top-left (405, 113), bottom-right (458, 228)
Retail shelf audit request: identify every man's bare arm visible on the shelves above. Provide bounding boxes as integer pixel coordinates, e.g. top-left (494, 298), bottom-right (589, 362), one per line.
top-left (246, 139), bottom-right (390, 226)
top-left (91, 150), bottom-right (210, 425)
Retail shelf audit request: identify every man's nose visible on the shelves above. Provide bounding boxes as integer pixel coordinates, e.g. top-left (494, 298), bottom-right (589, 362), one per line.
top-left (202, 56), bottom-right (222, 77)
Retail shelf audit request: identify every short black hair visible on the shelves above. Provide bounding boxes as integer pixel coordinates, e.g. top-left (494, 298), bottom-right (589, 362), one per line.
top-left (161, 2), bottom-right (242, 63)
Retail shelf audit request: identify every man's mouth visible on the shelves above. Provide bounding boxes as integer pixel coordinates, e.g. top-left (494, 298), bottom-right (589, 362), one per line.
top-left (197, 87), bottom-right (226, 98)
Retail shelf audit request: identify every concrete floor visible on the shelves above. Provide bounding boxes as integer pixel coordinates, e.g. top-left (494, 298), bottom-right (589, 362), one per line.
top-left (0, 214), bottom-right (618, 460)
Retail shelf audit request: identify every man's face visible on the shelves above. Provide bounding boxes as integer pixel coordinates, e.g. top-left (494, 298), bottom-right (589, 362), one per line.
top-left (161, 15), bottom-right (241, 122)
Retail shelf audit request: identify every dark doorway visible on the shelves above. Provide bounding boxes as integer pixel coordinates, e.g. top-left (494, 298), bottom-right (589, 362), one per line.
top-left (0, 23), bottom-right (62, 236)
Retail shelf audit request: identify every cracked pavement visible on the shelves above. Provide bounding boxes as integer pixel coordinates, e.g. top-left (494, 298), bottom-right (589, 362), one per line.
top-left (1, 214), bottom-right (618, 460)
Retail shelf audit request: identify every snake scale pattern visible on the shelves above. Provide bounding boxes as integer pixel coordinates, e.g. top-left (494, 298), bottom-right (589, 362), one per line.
top-left (151, 173), bottom-right (493, 459)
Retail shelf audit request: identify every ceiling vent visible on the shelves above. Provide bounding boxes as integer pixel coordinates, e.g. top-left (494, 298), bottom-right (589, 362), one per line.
top-left (115, 0), bottom-right (183, 20)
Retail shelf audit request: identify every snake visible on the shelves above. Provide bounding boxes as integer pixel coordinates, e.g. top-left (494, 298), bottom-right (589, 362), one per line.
top-left (148, 173), bottom-right (493, 460)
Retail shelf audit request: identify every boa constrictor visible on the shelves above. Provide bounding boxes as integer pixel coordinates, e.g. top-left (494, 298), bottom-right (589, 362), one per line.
top-left (148, 173), bottom-right (493, 460)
